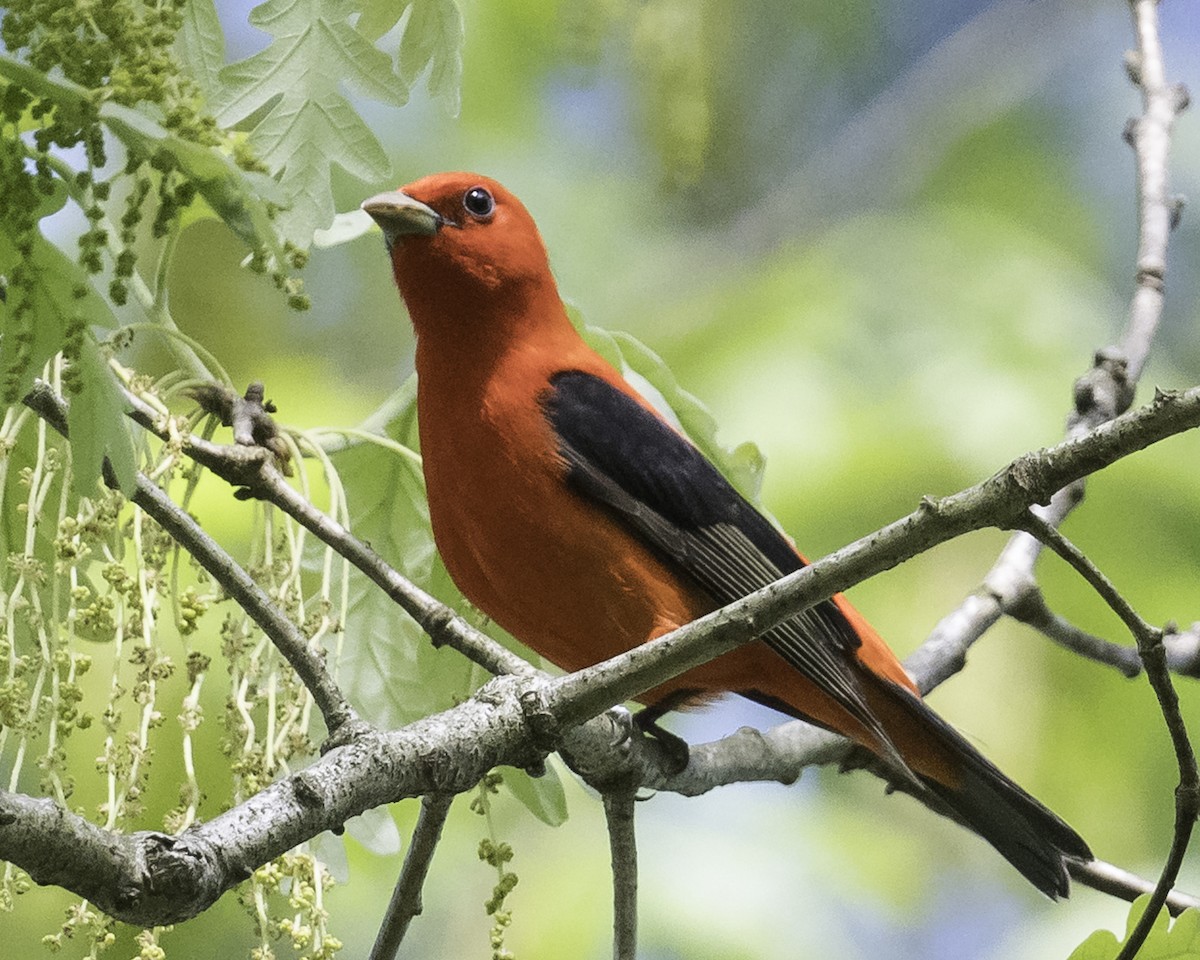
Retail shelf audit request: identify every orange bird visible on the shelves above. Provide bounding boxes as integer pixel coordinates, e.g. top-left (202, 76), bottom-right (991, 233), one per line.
top-left (362, 172), bottom-right (1091, 896)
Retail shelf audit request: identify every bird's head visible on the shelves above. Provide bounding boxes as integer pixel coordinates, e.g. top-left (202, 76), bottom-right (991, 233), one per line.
top-left (362, 173), bottom-right (556, 328)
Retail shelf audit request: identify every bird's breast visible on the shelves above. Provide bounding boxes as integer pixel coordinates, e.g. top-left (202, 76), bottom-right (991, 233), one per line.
top-left (416, 358), bottom-right (709, 672)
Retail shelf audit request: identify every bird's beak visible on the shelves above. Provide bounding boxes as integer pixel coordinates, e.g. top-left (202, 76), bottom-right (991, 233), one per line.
top-left (361, 191), bottom-right (443, 248)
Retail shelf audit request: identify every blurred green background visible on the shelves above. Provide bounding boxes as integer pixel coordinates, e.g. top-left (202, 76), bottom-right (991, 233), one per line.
top-left (6, 0), bottom-right (1200, 957)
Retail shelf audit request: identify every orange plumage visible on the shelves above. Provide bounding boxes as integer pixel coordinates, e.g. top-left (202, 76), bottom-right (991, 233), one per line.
top-left (363, 172), bottom-right (1090, 895)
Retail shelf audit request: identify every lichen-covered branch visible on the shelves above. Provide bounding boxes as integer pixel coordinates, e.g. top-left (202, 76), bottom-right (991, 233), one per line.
top-left (4, 382), bottom-right (1200, 926)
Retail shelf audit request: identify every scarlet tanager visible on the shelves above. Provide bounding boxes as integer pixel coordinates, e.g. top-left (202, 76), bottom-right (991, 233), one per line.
top-left (362, 172), bottom-right (1092, 896)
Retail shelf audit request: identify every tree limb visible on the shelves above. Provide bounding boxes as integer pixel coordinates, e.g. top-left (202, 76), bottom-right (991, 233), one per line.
top-left (4, 382), bottom-right (1200, 926)
top-left (21, 381), bottom-right (363, 742)
top-left (120, 385), bottom-right (531, 680)
top-left (1006, 584), bottom-right (1142, 677)
top-left (921, 0), bottom-right (1189, 685)
top-left (1015, 514), bottom-right (1198, 960)
top-left (545, 385), bottom-right (1200, 727)
top-left (603, 789), bottom-right (638, 960)
top-left (1070, 857), bottom-right (1200, 917)
top-left (369, 793), bottom-right (454, 960)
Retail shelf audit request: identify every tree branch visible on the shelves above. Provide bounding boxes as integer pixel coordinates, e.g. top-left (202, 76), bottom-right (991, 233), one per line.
top-left (603, 790), bottom-right (638, 960)
top-left (1121, 0), bottom-right (1188, 382)
top-left (1006, 583), bottom-right (1142, 677)
top-left (4, 382), bottom-right (1200, 926)
top-left (120, 386), bottom-right (531, 680)
top-left (22, 381), bottom-right (362, 741)
top-left (922, 0), bottom-right (1189, 685)
top-left (369, 793), bottom-right (454, 960)
top-left (1015, 514), bottom-right (1198, 960)
top-left (1070, 858), bottom-right (1200, 917)
top-left (545, 385), bottom-right (1200, 728)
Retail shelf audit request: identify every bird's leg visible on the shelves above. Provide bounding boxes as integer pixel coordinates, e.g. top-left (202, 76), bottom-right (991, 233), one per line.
top-left (634, 693), bottom-right (694, 776)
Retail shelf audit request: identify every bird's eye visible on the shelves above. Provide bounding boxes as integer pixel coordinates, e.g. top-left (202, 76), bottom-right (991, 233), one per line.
top-left (463, 186), bottom-right (495, 219)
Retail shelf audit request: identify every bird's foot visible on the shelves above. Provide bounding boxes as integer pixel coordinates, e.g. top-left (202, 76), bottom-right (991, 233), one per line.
top-left (634, 709), bottom-right (690, 777)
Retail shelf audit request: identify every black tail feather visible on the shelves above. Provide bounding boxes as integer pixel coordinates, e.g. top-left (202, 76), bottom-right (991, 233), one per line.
top-left (887, 686), bottom-right (1092, 898)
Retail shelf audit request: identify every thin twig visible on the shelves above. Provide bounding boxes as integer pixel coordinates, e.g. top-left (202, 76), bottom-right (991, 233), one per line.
top-left (5, 379), bottom-right (1200, 925)
top-left (1070, 858), bottom-right (1200, 917)
top-left (369, 793), bottom-right (454, 960)
top-left (127, 474), bottom-right (362, 739)
top-left (1007, 584), bottom-right (1142, 677)
top-left (250, 464), bottom-right (532, 679)
top-left (924, 0), bottom-right (1188, 683)
top-left (603, 790), bottom-right (639, 960)
top-left (1121, 0), bottom-right (1188, 382)
top-left (21, 381), bottom-right (362, 740)
top-left (1018, 511), bottom-right (1198, 960)
top-left (119, 386), bottom-right (530, 680)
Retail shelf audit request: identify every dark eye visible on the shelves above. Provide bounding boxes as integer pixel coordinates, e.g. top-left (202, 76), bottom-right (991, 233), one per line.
top-left (463, 186), bottom-right (495, 219)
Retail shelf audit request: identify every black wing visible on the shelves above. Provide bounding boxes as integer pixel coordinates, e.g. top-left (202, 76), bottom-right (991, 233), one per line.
top-left (543, 370), bottom-right (900, 761)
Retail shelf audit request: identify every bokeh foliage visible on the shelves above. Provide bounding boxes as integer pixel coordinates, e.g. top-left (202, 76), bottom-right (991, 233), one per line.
top-left (1, 1), bottom-right (1199, 959)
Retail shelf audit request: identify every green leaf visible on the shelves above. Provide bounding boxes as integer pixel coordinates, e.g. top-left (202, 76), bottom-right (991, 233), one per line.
top-left (397, 0), bottom-right (464, 116)
top-left (175, 0), bottom-right (227, 106)
top-left (355, 0), bottom-right (409, 42)
top-left (502, 763), bottom-right (569, 827)
top-left (214, 0), bottom-right (408, 244)
top-left (99, 102), bottom-right (287, 261)
top-left (1066, 929), bottom-right (1121, 960)
top-left (325, 381), bottom-right (480, 728)
top-left (576, 322), bottom-right (766, 503)
top-left (0, 205), bottom-right (111, 405)
top-left (67, 336), bottom-right (137, 498)
top-left (1067, 897), bottom-right (1200, 960)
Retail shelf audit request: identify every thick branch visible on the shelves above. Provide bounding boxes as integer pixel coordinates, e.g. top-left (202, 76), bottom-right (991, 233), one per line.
top-left (3, 383), bottom-right (1200, 925)
top-left (546, 386), bottom-right (1200, 726)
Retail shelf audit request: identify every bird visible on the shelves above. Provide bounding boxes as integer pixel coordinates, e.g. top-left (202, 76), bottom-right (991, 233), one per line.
top-left (361, 172), bottom-right (1092, 897)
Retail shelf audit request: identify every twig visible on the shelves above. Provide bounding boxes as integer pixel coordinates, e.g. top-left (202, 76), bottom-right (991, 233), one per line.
top-left (369, 793), bottom-right (454, 960)
top-left (1007, 585), bottom-right (1142, 677)
top-left (21, 381), bottom-right (362, 740)
top-left (923, 0), bottom-right (1189, 685)
top-left (1070, 858), bottom-right (1200, 917)
top-left (1018, 512), bottom-right (1197, 960)
top-left (1121, 0), bottom-right (1188, 382)
top-left (127, 474), bottom-right (362, 739)
top-left (248, 463), bottom-right (532, 679)
top-left (4, 380), bottom-right (1200, 925)
top-left (120, 386), bottom-right (530, 679)
top-left (603, 789), bottom-right (639, 960)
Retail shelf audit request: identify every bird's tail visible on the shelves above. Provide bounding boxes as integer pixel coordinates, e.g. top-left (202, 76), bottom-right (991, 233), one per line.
top-left (866, 679), bottom-right (1093, 898)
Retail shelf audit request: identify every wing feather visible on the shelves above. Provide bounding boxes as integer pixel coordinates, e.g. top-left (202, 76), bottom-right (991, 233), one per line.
top-left (544, 370), bottom-right (906, 768)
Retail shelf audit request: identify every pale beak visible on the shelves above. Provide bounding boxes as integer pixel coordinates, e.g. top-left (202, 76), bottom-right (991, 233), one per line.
top-left (361, 191), bottom-right (443, 248)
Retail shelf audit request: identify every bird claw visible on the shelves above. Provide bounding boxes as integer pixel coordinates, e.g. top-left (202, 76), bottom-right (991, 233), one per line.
top-left (605, 705), bottom-right (636, 752)
top-left (634, 708), bottom-right (690, 776)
